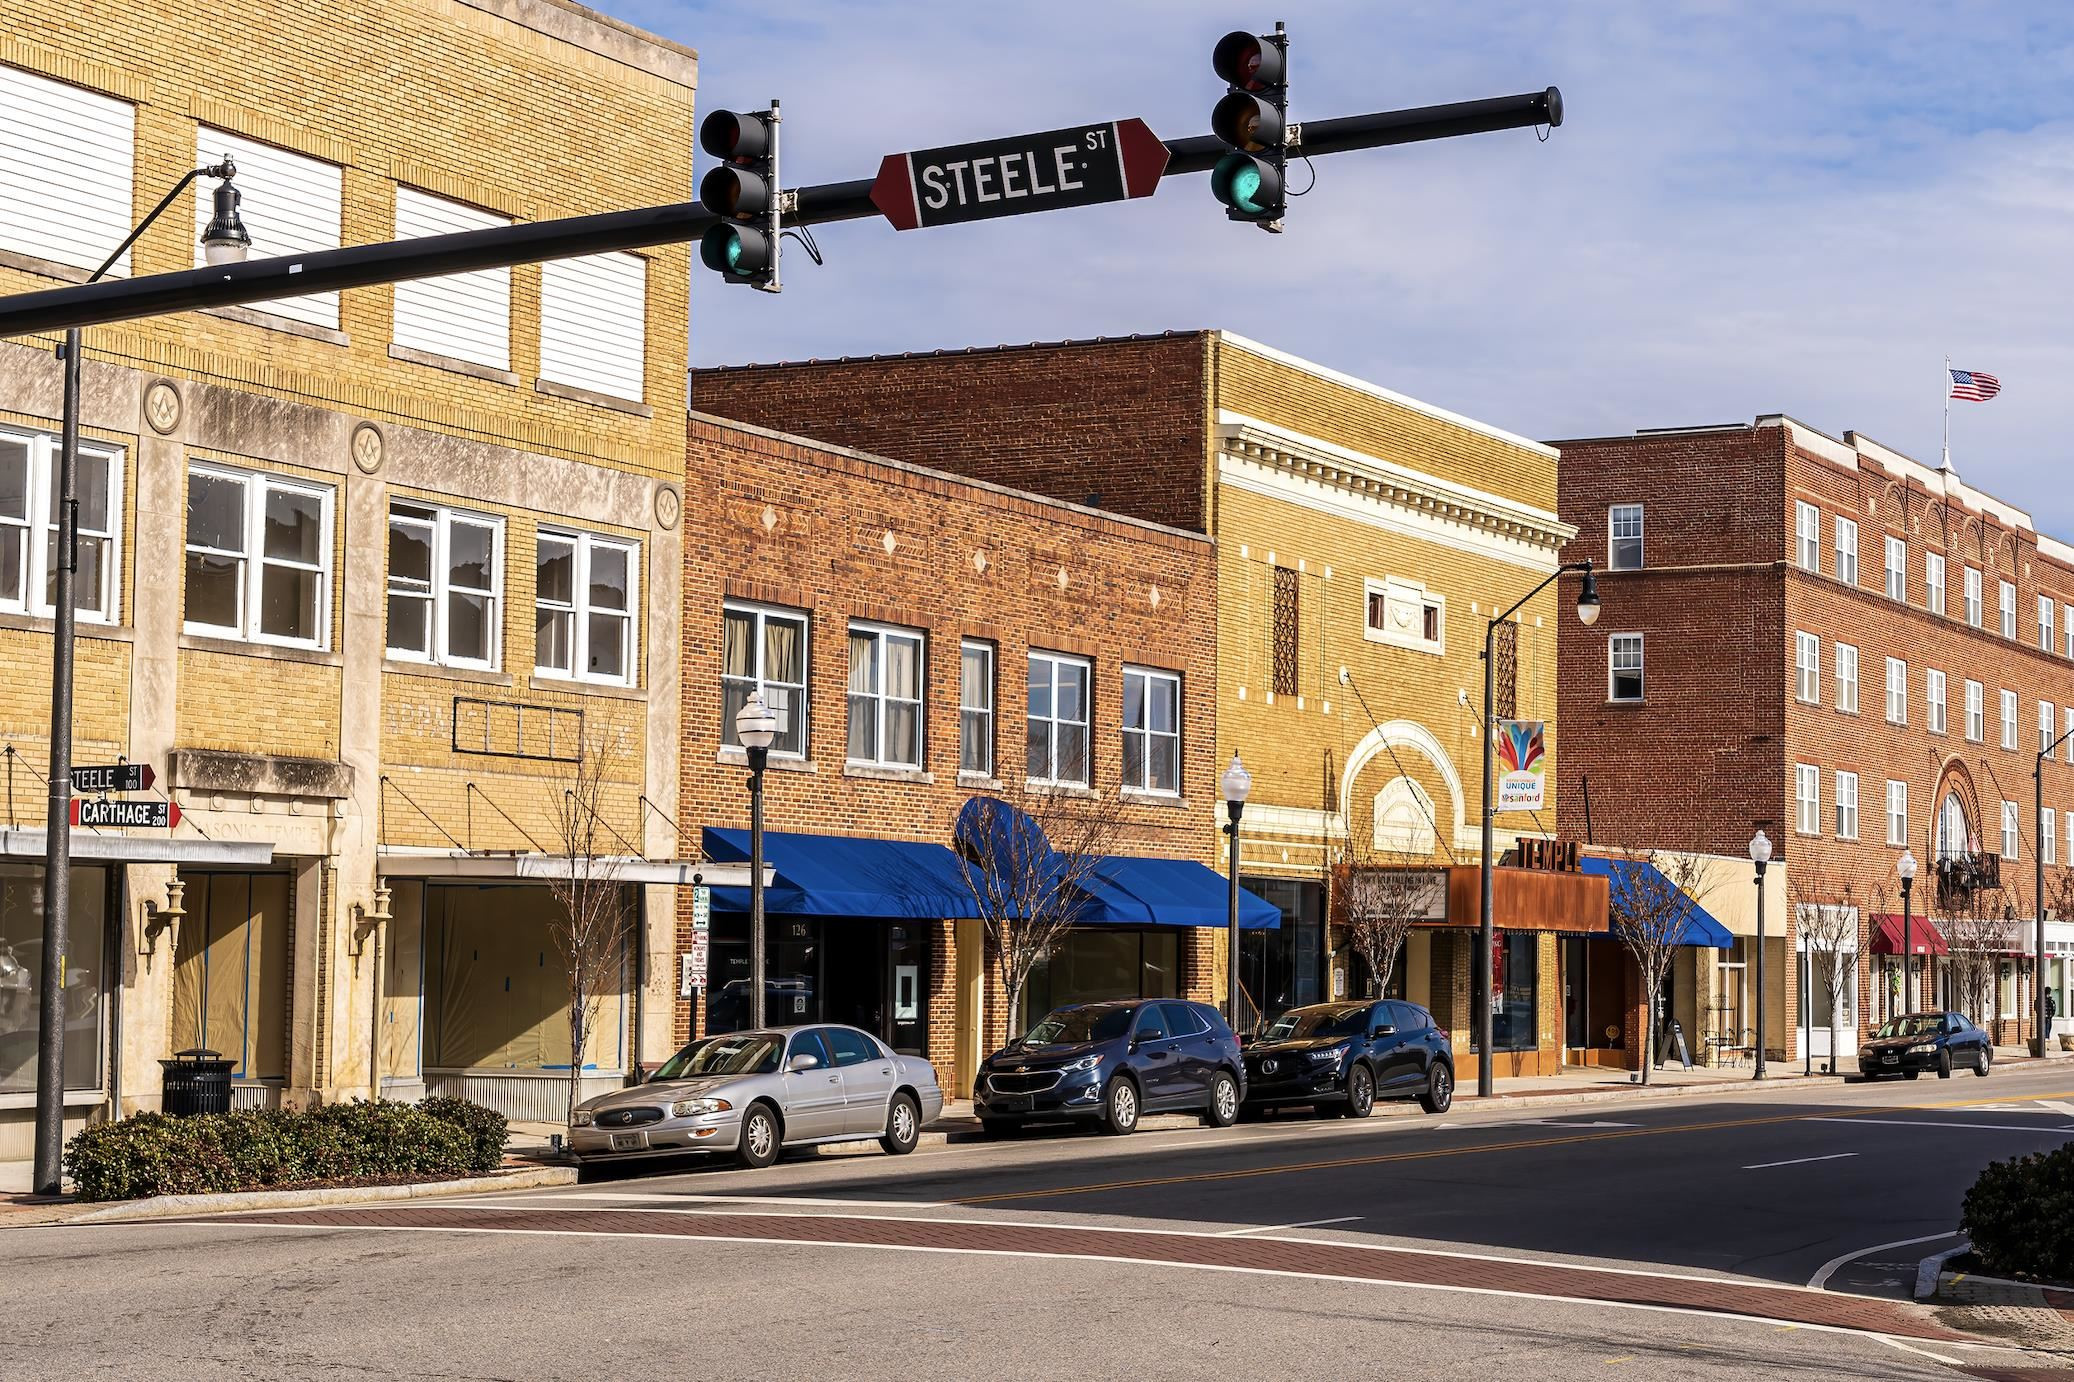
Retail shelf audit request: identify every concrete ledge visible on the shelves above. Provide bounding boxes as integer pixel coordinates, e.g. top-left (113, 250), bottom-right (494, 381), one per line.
top-left (1916, 1242), bottom-right (1970, 1301)
top-left (73, 1164), bottom-right (576, 1223)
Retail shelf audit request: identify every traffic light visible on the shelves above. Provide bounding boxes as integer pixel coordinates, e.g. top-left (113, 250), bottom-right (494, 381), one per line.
top-left (1210, 26), bottom-right (1289, 229)
top-left (698, 103), bottom-right (781, 290)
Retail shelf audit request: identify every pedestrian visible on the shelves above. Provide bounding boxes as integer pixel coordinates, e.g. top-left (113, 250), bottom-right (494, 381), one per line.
top-left (2047, 989), bottom-right (2058, 1023)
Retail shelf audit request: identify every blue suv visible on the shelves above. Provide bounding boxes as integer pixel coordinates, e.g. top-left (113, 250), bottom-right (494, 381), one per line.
top-left (1242, 999), bottom-right (1455, 1117)
top-left (974, 999), bottom-right (1245, 1136)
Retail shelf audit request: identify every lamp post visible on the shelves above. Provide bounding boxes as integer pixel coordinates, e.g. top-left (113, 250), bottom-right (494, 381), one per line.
top-left (1749, 830), bottom-right (1771, 1080)
top-left (1898, 849), bottom-right (1918, 1020)
top-left (1477, 560), bottom-right (1598, 1097)
top-left (735, 692), bottom-right (778, 1031)
top-left (1221, 754), bottom-right (1252, 1033)
top-left (32, 162), bottom-right (246, 1197)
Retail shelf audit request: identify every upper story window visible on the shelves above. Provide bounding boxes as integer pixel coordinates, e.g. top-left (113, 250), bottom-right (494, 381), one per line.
top-left (1964, 679), bottom-right (1984, 743)
top-left (2064, 705), bottom-right (2074, 765)
top-left (183, 463), bottom-right (332, 649)
top-left (1834, 517), bottom-right (1859, 585)
top-left (1121, 666), bottom-right (1181, 795)
top-left (2041, 595), bottom-right (2056, 653)
top-left (0, 427), bottom-right (121, 625)
top-left (1835, 771), bottom-right (1859, 840)
top-left (1884, 535), bottom-right (1906, 601)
top-left (960, 641), bottom-right (995, 777)
top-left (1364, 576), bottom-right (1443, 654)
top-left (2000, 579), bottom-right (2017, 639)
top-left (2049, 809), bottom-right (2060, 867)
top-left (1795, 763), bottom-right (1820, 835)
top-left (538, 530), bottom-right (636, 687)
top-left (2002, 800), bottom-right (2020, 860)
top-left (1887, 780), bottom-right (1908, 847)
top-left (1835, 643), bottom-right (1858, 714)
top-left (2044, 700), bottom-right (2057, 756)
top-left (1272, 566), bottom-right (1299, 696)
top-left (721, 601), bottom-right (806, 756)
top-left (2063, 603), bottom-right (2073, 658)
top-left (846, 623), bottom-right (924, 769)
top-left (1793, 631), bottom-right (1820, 704)
top-left (392, 188), bottom-right (511, 371)
top-left (1608, 634), bottom-right (1644, 702)
top-left (539, 252), bottom-right (647, 402)
top-left (1926, 668), bottom-right (1947, 734)
top-left (0, 65), bottom-right (134, 275)
top-left (1964, 566), bottom-right (1982, 627)
top-left (1885, 657), bottom-right (1907, 725)
top-left (1028, 651), bottom-right (1092, 786)
top-left (1926, 553), bottom-right (1946, 616)
top-left (386, 503), bottom-right (501, 670)
top-left (1794, 502), bottom-right (1820, 571)
top-left (2001, 688), bottom-right (2017, 751)
top-left (1607, 504), bottom-right (1644, 570)
top-left (193, 128), bottom-right (341, 329)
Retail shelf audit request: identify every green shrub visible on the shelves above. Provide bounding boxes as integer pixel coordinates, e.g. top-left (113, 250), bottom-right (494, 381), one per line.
top-left (1961, 1143), bottom-right (2074, 1283)
top-left (418, 1095), bottom-right (509, 1173)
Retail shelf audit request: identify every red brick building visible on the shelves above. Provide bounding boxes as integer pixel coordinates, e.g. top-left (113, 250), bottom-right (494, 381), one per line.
top-left (1556, 416), bottom-right (2068, 1063)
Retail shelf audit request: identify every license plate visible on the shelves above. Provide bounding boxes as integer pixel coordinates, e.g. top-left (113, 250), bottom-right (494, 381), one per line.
top-left (610, 1132), bottom-right (645, 1151)
top-left (1882, 1055), bottom-right (1898, 1064)
top-left (995, 1094), bottom-right (1033, 1113)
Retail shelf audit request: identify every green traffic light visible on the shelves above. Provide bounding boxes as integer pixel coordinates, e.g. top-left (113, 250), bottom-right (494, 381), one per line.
top-left (699, 225), bottom-right (746, 275)
top-left (1211, 152), bottom-right (1279, 218)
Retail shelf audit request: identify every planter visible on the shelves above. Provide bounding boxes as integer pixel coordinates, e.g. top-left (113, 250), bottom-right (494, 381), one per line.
top-left (2058, 1034), bottom-right (2074, 1052)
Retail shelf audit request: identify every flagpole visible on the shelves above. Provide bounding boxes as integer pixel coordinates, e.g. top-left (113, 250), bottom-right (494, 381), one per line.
top-left (1942, 353), bottom-right (1951, 470)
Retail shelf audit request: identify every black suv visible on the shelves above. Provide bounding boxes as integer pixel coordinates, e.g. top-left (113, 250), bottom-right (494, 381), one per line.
top-left (974, 999), bottom-right (1245, 1135)
top-left (1242, 999), bottom-right (1454, 1117)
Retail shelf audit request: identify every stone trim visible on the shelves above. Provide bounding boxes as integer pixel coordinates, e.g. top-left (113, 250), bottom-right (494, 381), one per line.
top-left (535, 376), bottom-right (652, 417)
top-left (205, 305), bottom-right (350, 347)
top-left (170, 747), bottom-right (355, 800)
top-left (388, 343), bottom-right (520, 388)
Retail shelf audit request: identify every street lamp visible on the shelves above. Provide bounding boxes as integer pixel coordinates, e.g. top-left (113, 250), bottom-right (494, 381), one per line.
top-left (32, 161), bottom-right (246, 1197)
top-left (1897, 849), bottom-right (1918, 1021)
top-left (1749, 830), bottom-right (1771, 1080)
top-left (1221, 753), bottom-right (1253, 1032)
top-left (1478, 560), bottom-right (1599, 1096)
top-left (735, 691), bottom-right (778, 1031)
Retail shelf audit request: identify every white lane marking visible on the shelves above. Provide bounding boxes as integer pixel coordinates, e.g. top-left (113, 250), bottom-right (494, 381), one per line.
top-left (1809, 1116), bottom-right (2074, 1133)
top-left (2038, 1100), bottom-right (2074, 1118)
top-left (1807, 1232), bottom-right (1961, 1290)
top-left (1742, 1153), bottom-right (1858, 1171)
top-left (1215, 1216), bottom-right (1363, 1236)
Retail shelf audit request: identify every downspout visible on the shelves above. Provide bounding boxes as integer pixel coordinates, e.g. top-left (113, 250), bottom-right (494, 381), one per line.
top-left (107, 867), bottom-right (124, 1122)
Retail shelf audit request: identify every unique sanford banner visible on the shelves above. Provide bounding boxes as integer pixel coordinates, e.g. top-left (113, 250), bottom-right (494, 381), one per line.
top-left (1496, 719), bottom-right (1546, 811)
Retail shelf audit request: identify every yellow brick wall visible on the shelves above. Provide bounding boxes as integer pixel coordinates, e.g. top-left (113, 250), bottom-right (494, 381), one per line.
top-left (0, 628), bottom-right (131, 824)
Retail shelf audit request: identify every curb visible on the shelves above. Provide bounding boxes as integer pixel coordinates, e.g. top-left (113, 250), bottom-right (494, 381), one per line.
top-left (1916, 1242), bottom-right (1971, 1301)
top-left (73, 1164), bottom-right (578, 1224)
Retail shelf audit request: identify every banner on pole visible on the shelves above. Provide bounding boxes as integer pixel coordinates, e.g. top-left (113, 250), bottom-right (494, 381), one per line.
top-left (1496, 719), bottom-right (1546, 812)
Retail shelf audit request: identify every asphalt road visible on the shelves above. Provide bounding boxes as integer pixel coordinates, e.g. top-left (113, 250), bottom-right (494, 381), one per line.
top-left (8, 1064), bottom-right (2072, 1380)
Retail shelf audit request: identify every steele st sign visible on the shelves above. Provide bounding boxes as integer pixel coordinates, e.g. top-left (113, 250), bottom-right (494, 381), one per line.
top-left (69, 762), bottom-right (153, 794)
top-left (871, 118), bottom-right (1169, 231)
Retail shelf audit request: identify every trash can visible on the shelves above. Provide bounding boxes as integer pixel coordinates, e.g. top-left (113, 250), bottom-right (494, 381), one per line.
top-left (160, 1048), bottom-right (233, 1117)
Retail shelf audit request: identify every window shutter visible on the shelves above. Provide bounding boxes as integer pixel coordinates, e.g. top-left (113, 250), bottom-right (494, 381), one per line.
top-left (539, 252), bottom-right (646, 400)
top-left (0, 66), bottom-right (135, 275)
top-left (193, 129), bottom-right (342, 328)
top-left (392, 188), bottom-right (511, 370)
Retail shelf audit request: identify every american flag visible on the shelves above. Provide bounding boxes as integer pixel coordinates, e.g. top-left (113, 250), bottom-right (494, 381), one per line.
top-left (1949, 368), bottom-right (2001, 402)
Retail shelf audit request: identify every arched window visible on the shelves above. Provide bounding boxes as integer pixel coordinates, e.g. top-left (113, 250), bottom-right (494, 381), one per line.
top-left (1372, 776), bottom-right (1437, 856)
top-left (1936, 791), bottom-right (1970, 862)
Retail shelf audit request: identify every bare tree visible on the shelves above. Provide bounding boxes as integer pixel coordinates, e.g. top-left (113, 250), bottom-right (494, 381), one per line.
top-left (1604, 848), bottom-right (1715, 1086)
top-left (1338, 835), bottom-right (1441, 1000)
top-left (1787, 868), bottom-right (1859, 1074)
top-left (954, 781), bottom-right (1128, 1042)
top-left (543, 724), bottom-right (638, 1126)
top-left (1863, 880), bottom-right (1896, 1025)
top-left (1940, 883), bottom-right (2012, 1029)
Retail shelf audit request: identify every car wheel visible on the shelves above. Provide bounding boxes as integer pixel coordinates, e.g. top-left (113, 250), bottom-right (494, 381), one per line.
top-left (1904, 1069), bottom-right (1920, 1080)
top-left (1202, 1071), bottom-right (1241, 1128)
top-left (736, 1102), bottom-right (781, 1169)
top-left (1937, 1048), bottom-right (1953, 1079)
top-left (879, 1093), bottom-right (921, 1156)
top-left (1418, 1063), bottom-right (1454, 1115)
top-left (1099, 1076), bottom-right (1140, 1136)
top-left (1973, 1045), bottom-right (1992, 1077)
top-left (1342, 1064), bottom-right (1376, 1119)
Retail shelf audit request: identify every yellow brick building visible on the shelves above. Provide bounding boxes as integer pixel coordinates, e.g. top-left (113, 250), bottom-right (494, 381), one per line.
top-left (0, 0), bottom-right (705, 1152)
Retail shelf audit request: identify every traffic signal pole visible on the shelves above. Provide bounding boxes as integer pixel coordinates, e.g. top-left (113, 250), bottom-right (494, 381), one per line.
top-left (0, 88), bottom-right (1561, 339)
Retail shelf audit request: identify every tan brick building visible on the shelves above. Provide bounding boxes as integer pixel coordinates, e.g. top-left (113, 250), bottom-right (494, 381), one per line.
top-left (0, 0), bottom-right (704, 1149)
top-left (1557, 417), bottom-right (2073, 1065)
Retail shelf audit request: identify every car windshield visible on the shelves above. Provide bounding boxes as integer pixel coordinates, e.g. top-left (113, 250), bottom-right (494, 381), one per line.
top-left (1023, 1006), bottom-right (1133, 1045)
top-left (650, 1032), bottom-right (784, 1080)
top-left (1261, 1004), bottom-right (1370, 1041)
top-left (1873, 1014), bottom-right (1945, 1040)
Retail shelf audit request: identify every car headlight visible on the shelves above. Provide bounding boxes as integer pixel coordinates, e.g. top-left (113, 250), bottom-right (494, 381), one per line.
top-left (671, 1097), bottom-right (733, 1119)
top-left (570, 1110), bottom-right (594, 1128)
top-left (1907, 1043), bottom-right (1936, 1055)
top-left (1309, 1043), bottom-right (1350, 1066)
top-left (1062, 1054), bottom-right (1103, 1072)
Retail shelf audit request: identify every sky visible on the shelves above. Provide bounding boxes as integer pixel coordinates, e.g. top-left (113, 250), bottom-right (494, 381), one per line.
top-left (616, 1), bottom-right (2074, 531)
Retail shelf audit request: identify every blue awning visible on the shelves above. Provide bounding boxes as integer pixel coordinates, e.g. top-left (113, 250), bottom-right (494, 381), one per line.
top-left (702, 828), bottom-right (975, 919)
top-left (1579, 856), bottom-right (1733, 949)
top-left (1076, 854), bottom-right (1282, 930)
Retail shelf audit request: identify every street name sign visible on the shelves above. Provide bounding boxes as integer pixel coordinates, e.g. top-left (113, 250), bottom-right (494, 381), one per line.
top-left (871, 118), bottom-right (1169, 231)
top-left (70, 762), bottom-right (153, 793)
top-left (71, 797), bottom-right (179, 829)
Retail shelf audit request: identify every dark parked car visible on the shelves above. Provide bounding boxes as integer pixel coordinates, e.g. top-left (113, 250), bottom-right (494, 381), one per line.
top-left (1243, 999), bottom-right (1454, 1117)
top-left (1858, 1011), bottom-right (1993, 1080)
top-left (974, 999), bottom-right (1244, 1136)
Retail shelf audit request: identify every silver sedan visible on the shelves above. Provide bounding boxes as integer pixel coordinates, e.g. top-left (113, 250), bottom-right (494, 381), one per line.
top-left (569, 1024), bottom-right (944, 1169)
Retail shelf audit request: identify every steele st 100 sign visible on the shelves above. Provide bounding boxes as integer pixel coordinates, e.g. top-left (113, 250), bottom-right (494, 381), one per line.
top-left (870, 118), bottom-right (1169, 231)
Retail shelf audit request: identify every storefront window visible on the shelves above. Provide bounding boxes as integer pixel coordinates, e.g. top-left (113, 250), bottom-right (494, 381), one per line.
top-left (1237, 877), bottom-right (1322, 1028)
top-left (1490, 933), bottom-right (1537, 1051)
top-left (0, 863), bottom-right (107, 1093)
top-left (1023, 929), bottom-right (1178, 1027)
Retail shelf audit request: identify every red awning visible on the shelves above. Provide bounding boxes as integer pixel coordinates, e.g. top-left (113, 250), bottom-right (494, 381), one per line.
top-left (1869, 914), bottom-right (1948, 956)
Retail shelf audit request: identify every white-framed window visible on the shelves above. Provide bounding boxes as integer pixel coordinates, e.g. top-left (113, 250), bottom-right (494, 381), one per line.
top-left (539, 251), bottom-right (647, 402)
top-left (1926, 669), bottom-right (1947, 734)
top-left (2001, 579), bottom-right (2017, 639)
top-left (1965, 679), bottom-right (1984, 742)
top-left (721, 601), bottom-right (807, 757)
top-left (537, 530), bottom-right (637, 687)
top-left (1794, 501), bottom-right (1820, 571)
top-left (2041, 595), bottom-right (2056, 653)
top-left (0, 65), bottom-right (135, 275)
top-left (1121, 666), bottom-right (1182, 795)
top-left (1795, 763), bottom-right (1821, 835)
top-left (1887, 780), bottom-right (1908, 847)
top-left (392, 187), bottom-right (511, 370)
top-left (2001, 960), bottom-right (2019, 1018)
top-left (1836, 771), bottom-right (1859, 840)
top-left (1607, 504), bottom-right (1644, 570)
top-left (2046, 700), bottom-right (2059, 755)
top-left (1608, 634), bottom-right (1644, 702)
top-left (1364, 575), bottom-right (1444, 653)
top-left (2064, 706), bottom-right (2074, 765)
top-left (2066, 810), bottom-right (2073, 868)
top-left (1835, 642), bottom-right (1857, 713)
top-left (2001, 689), bottom-right (2017, 751)
top-left (2002, 799), bottom-right (2020, 859)
top-left (2048, 808), bottom-right (2059, 866)
top-left (1886, 657), bottom-right (1907, 724)
top-left (2063, 603), bottom-right (2073, 658)
top-left (1964, 566), bottom-right (1982, 627)
top-left (192, 127), bottom-right (342, 328)
top-left (1028, 651), bottom-right (1092, 786)
top-left (1926, 552), bottom-right (1946, 615)
top-left (0, 426), bottom-right (122, 624)
top-left (847, 623), bottom-right (925, 768)
top-left (1794, 631), bottom-right (1820, 703)
top-left (960, 640), bottom-right (995, 777)
top-left (386, 503), bottom-right (501, 669)
top-left (1885, 535), bottom-right (1907, 601)
top-left (182, 463), bottom-right (331, 648)
top-left (1834, 517), bottom-right (1859, 585)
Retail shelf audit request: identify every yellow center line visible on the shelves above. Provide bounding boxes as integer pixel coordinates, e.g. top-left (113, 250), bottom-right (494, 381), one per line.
top-left (955, 1089), bottom-right (2074, 1206)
